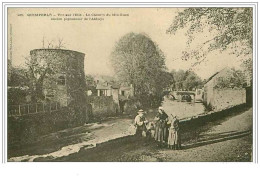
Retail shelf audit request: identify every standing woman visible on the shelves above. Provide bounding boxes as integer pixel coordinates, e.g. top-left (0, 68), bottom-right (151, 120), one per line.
top-left (168, 114), bottom-right (181, 150)
top-left (154, 107), bottom-right (169, 147)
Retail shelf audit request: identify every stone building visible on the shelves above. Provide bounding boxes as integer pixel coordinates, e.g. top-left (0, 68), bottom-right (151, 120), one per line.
top-left (203, 67), bottom-right (246, 111)
top-left (30, 49), bottom-right (86, 106)
top-left (30, 49), bottom-right (87, 124)
top-left (87, 81), bottom-right (135, 116)
top-left (96, 82), bottom-right (120, 104)
top-left (119, 84), bottom-right (134, 99)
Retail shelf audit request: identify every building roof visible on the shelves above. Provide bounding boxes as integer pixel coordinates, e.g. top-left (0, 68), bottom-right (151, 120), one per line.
top-left (111, 84), bottom-right (120, 89)
top-left (204, 67), bottom-right (228, 84)
top-left (120, 86), bottom-right (132, 90)
top-left (96, 83), bottom-right (120, 90)
top-left (96, 84), bottom-right (111, 90)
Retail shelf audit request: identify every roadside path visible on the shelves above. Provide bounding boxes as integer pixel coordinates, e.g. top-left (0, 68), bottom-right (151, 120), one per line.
top-left (8, 102), bottom-right (252, 162)
top-left (52, 107), bottom-right (252, 162)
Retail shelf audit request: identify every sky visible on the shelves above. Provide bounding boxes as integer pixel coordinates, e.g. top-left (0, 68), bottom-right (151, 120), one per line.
top-left (8, 8), bottom-right (245, 80)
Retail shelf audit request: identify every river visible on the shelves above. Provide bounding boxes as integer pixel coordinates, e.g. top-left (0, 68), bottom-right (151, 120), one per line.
top-left (161, 97), bottom-right (206, 119)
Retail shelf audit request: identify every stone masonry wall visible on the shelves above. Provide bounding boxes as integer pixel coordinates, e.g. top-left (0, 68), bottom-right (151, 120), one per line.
top-left (212, 88), bottom-right (246, 111)
top-left (87, 96), bottom-right (119, 118)
top-left (30, 49), bottom-right (86, 108)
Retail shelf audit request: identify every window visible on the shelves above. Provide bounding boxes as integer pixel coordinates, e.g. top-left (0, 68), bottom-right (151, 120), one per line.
top-left (57, 76), bottom-right (66, 85)
top-left (45, 90), bottom-right (55, 100)
top-left (121, 91), bottom-right (125, 96)
top-left (99, 90), bottom-right (105, 96)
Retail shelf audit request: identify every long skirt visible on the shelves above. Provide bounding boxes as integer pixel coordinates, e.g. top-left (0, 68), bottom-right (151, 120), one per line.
top-left (168, 129), bottom-right (180, 146)
top-left (155, 122), bottom-right (167, 143)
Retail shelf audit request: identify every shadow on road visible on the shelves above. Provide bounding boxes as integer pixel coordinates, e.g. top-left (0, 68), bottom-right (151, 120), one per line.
top-left (182, 130), bottom-right (251, 150)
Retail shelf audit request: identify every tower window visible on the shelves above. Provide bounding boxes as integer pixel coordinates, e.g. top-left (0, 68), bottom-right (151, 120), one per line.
top-left (57, 76), bottom-right (66, 85)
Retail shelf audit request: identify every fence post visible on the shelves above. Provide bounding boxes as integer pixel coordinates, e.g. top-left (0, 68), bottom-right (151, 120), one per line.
top-left (56, 102), bottom-right (57, 110)
top-left (36, 103), bottom-right (38, 113)
top-left (43, 103), bottom-right (45, 112)
top-left (28, 104), bottom-right (29, 114)
top-left (19, 105), bottom-right (21, 115)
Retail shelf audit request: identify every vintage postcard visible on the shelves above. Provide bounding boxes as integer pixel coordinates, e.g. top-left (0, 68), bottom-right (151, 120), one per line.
top-left (6, 6), bottom-right (254, 162)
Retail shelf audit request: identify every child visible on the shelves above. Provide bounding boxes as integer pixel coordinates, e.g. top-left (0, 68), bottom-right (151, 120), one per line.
top-left (146, 122), bottom-right (155, 139)
top-left (168, 114), bottom-right (180, 150)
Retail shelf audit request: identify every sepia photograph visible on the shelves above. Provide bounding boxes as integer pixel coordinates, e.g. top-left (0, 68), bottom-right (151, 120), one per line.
top-left (5, 6), bottom-right (254, 162)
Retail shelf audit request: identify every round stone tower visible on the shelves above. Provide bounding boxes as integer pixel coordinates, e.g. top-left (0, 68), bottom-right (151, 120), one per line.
top-left (30, 49), bottom-right (86, 109)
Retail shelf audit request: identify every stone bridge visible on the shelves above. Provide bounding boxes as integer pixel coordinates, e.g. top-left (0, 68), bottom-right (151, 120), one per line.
top-left (169, 91), bottom-right (197, 102)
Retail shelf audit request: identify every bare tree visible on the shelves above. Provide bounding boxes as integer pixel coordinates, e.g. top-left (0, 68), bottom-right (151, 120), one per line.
top-left (55, 37), bottom-right (66, 49)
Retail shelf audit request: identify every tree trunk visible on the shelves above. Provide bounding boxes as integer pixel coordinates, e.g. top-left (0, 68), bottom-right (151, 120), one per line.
top-left (36, 81), bottom-right (45, 101)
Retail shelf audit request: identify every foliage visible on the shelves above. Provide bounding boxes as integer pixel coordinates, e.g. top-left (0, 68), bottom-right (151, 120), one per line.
top-left (183, 71), bottom-right (203, 90)
top-left (167, 8), bottom-right (253, 83)
top-left (8, 87), bottom-right (29, 105)
top-left (214, 68), bottom-right (246, 89)
top-left (85, 74), bottom-right (96, 87)
top-left (85, 74), bottom-right (97, 95)
top-left (8, 67), bottom-right (30, 87)
top-left (24, 51), bottom-right (64, 102)
top-left (171, 69), bottom-right (203, 91)
top-left (110, 32), bottom-right (172, 106)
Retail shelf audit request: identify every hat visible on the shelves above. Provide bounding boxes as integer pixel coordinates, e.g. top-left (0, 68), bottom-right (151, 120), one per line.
top-left (171, 114), bottom-right (177, 118)
top-left (138, 109), bottom-right (144, 113)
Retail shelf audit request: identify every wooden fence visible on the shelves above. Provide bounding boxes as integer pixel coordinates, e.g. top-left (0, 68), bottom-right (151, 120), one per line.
top-left (8, 102), bottom-right (61, 117)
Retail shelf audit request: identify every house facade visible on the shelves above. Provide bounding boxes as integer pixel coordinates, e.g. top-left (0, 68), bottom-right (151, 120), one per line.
top-left (119, 84), bottom-right (134, 99)
top-left (96, 82), bottom-right (120, 104)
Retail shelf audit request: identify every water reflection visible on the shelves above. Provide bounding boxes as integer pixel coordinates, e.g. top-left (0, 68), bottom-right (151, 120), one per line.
top-left (162, 98), bottom-right (206, 119)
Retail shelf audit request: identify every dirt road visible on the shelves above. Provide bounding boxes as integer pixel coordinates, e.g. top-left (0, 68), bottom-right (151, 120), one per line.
top-left (44, 107), bottom-right (252, 162)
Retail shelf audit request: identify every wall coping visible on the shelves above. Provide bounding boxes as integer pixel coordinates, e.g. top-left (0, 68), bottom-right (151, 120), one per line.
top-left (30, 48), bottom-right (85, 56)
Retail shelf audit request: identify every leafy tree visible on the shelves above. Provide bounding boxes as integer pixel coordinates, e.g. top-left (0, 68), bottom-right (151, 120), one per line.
top-left (85, 74), bottom-right (96, 87)
top-left (20, 37), bottom-right (68, 102)
top-left (167, 8), bottom-right (253, 83)
top-left (110, 32), bottom-right (171, 107)
top-left (215, 68), bottom-right (246, 89)
top-left (23, 51), bottom-right (64, 102)
top-left (171, 69), bottom-right (202, 91)
top-left (85, 74), bottom-right (97, 96)
top-left (8, 67), bottom-right (29, 87)
top-left (183, 71), bottom-right (203, 91)
top-left (171, 69), bottom-right (186, 90)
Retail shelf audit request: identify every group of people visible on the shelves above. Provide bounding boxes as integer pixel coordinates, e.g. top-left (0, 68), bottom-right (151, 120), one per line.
top-left (134, 107), bottom-right (181, 150)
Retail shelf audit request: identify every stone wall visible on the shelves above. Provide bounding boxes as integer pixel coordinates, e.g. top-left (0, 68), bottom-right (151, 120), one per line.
top-left (212, 88), bottom-right (246, 110)
top-left (203, 78), bottom-right (214, 108)
top-left (87, 96), bottom-right (119, 118)
top-left (203, 67), bottom-right (247, 110)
